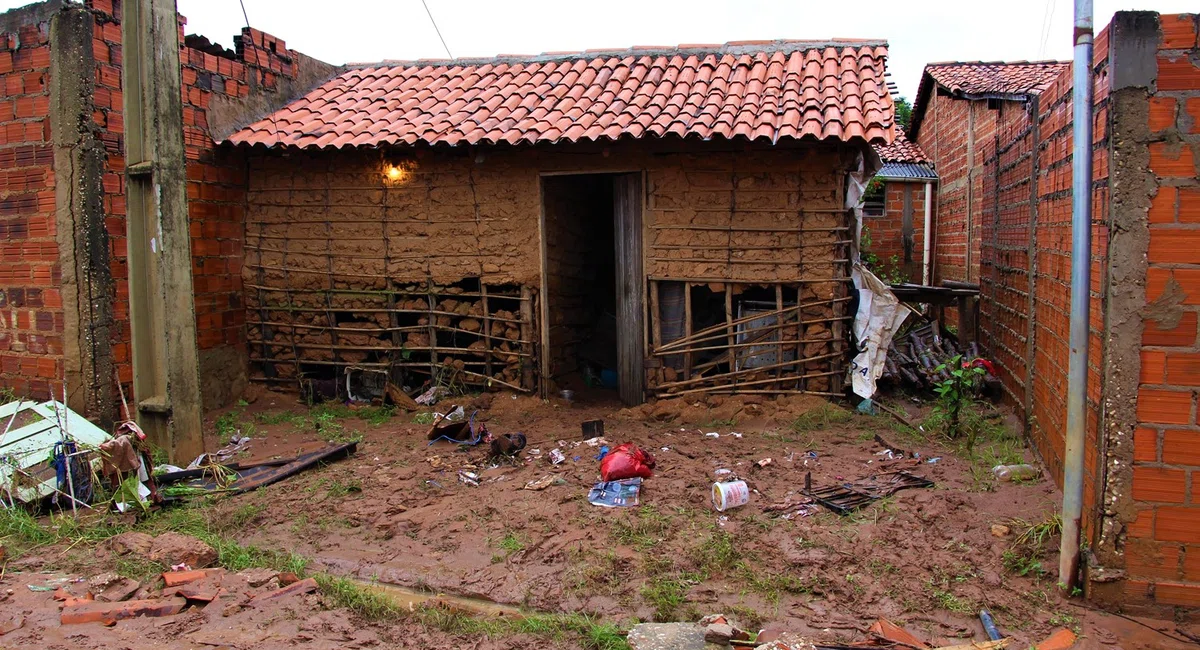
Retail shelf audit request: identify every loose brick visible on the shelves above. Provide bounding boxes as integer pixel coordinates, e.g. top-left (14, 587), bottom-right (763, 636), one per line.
top-left (1138, 388), bottom-right (1194, 425)
top-left (1163, 429), bottom-right (1200, 466)
top-left (1132, 466), bottom-right (1187, 502)
top-left (1134, 427), bottom-right (1160, 463)
top-left (1156, 507), bottom-right (1200, 543)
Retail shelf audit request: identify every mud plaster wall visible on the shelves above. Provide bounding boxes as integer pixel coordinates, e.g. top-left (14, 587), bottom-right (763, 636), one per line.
top-left (542, 175), bottom-right (614, 380)
top-left (242, 142), bottom-right (856, 392)
top-left (1121, 13), bottom-right (1200, 611)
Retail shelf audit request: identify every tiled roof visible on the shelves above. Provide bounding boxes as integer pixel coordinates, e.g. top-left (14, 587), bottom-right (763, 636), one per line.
top-left (877, 162), bottom-right (938, 181)
top-left (924, 61), bottom-right (1069, 97)
top-left (909, 60), bottom-right (1068, 138)
top-left (226, 40), bottom-right (895, 150)
top-left (874, 130), bottom-right (929, 163)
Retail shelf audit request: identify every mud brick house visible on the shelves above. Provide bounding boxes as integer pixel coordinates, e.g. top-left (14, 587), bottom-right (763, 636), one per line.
top-left (225, 41), bottom-right (897, 405)
top-left (912, 12), bottom-right (1200, 611)
top-left (0, 0), bottom-right (898, 412)
top-left (865, 133), bottom-right (937, 283)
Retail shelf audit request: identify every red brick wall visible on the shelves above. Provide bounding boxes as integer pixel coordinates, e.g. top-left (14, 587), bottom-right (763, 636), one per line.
top-left (0, 11), bottom-right (60, 400)
top-left (1129, 13), bottom-right (1200, 609)
top-left (1026, 26), bottom-right (1111, 532)
top-left (863, 180), bottom-right (929, 282)
top-left (0, 0), bottom-right (315, 412)
top-left (88, 0), bottom-right (303, 406)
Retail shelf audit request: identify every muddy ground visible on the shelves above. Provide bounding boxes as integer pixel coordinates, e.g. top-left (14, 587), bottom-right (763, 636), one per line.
top-left (1, 388), bottom-right (1195, 649)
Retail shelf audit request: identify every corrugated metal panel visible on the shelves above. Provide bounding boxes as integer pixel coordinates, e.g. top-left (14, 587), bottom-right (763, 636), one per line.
top-left (877, 162), bottom-right (938, 180)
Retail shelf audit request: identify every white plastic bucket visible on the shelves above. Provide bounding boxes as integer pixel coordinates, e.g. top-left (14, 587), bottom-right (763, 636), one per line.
top-left (712, 480), bottom-right (750, 511)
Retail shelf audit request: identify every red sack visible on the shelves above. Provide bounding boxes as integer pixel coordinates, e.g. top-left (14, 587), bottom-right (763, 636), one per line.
top-left (600, 443), bottom-right (656, 481)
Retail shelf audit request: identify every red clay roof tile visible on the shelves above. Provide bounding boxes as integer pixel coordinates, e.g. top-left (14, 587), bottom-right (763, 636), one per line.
top-left (909, 60), bottom-right (1069, 138)
top-left (874, 130), bottom-right (930, 164)
top-left (227, 40), bottom-right (894, 149)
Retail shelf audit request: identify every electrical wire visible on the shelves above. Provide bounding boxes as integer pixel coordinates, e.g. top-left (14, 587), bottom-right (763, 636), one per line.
top-left (1038, 0), bottom-right (1057, 59)
top-left (421, 0), bottom-right (454, 59)
top-left (238, 0), bottom-right (250, 28)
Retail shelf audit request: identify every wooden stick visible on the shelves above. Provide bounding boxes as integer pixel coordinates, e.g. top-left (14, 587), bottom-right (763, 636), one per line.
top-left (683, 283), bottom-right (693, 379)
top-left (651, 224), bottom-right (849, 231)
top-left (658, 351), bottom-right (842, 391)
top-left (246, 340), bottom-right (534, 357)
top-left (244, 283), bottom-right (531, 301)
top-left (647, 275), bottom-right (854, 285)
top-left (245, 304), bottom-right (526, 324)
top-left (666, 370), bottom-right (842, 396)
top-left (481, 284), bottom-right (493, 380)
top-left (650, 240), bottom-right (853, 251)
top-left (247, 321), bottom-right (530, 343)
top-left (648, 257), bottom-right (851, 266)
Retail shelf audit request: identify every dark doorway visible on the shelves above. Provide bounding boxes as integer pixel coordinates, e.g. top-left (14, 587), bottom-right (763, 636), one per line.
top-left (541, 173), bottom-right (644, 405)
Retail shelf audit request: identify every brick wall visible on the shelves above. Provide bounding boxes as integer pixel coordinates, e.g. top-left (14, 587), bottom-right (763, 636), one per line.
top-left (0, 0), bottom-right (323, 414)
top-left (0, 8), bottom-right (60, 400)
top-left (1127, 13), bottom-right (1200, 610)
top-left (863, 180), bottom-right (929, 282)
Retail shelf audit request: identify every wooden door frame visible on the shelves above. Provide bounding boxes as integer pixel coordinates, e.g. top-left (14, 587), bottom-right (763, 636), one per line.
top-left (536, 170), bottom-right (647, 404)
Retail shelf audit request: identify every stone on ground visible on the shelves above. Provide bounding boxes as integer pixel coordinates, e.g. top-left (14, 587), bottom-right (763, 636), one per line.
top-left (628, 623), bottom-right (726, 650)
top-left (148, 532), bottom-right (218, 569)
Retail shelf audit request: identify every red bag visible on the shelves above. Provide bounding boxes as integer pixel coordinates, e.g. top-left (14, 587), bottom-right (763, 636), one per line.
top-left (600, 443), bottom-right (656, 481)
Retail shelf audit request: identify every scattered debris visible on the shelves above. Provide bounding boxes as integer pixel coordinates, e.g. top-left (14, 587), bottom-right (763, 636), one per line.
top-left (803, 471), bottom-right (934, 515)
top-left (869, 618), bottom-right (931, 648)
top-left (427, 407), bottom-right (486, 445)
top-left (189, 434), bottom-right (252, 469)
top-left (158, 442), bottom-right (358, 496)
top-left (756, 457), bottom-right (773, 468)
top-left (712, 480), bottom-right (750, 512)
top-left (588, 477), bottom-right (642, 508)
top-left (161, 569), bottom-right (221, 587)
top-left (582, 419), bottom-right (604, 438)
top-left (384, 382), bottom-right (420, 410)
top-left (61, 597), bottom-right (187, 625)
top-left (248, 577), bottom-right (318, 605)
top-left (993, 464), bottom-right (1038, 481)
top-left (415, 385), bottom-right (448, 406)
top-left (704, 432), bottom-right (720, 438)
top-left (980, 609), bottom-right (1003, 641)
top-left (763, 496), bottom-right (818, 519)
top-left (549, 448), bottom-right (566, 465)
top-left (458, 470), bottom-right (480, 487)
top-left (599, 443), bottom-right (655, 481)
top-left (523, 475), bottom-right (557, 491)
top-left (489, 432), bottom-right (527, 459)
top-left (148, 533), bottom-right (218, 569)
top-left (0, 399), bottom-right (110, 505)
top-left (990, 524), bottom-right (1011, 538)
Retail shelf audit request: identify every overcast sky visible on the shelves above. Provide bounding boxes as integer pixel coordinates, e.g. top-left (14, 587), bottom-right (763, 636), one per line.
top-left (4, 0), bottom-right (1196, 99)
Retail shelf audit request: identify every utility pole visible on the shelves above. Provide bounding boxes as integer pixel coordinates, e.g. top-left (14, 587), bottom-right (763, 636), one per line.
top-left (1059, 0), bottom-right (1094, 594)
top-left (120, 0), bottom-right (206, 463)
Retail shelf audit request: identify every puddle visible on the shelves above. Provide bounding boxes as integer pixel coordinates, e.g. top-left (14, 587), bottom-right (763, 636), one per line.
top-left (347, 578), bottom-right (525, 618)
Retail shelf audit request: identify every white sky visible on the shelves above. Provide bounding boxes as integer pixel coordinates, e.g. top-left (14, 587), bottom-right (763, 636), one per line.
top-left (4, 0), bottom-right (1197, 100)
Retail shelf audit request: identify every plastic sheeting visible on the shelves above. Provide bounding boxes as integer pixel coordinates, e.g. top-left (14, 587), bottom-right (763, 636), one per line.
top-left (850, 264), bottom-right (914, 398)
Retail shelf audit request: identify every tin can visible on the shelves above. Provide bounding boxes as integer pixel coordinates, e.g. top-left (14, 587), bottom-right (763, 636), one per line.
top-left (712, 480), bottom-right (750, 511)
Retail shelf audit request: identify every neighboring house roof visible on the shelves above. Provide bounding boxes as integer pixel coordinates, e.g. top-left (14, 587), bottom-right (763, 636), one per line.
top-left (873, 130), bottom-right (937, 180)
top-left (877, 162), bottom-right (938, 181)
top-left (909, 60), bottom-right (1069, 139)
top-left (875, 130), bottom-right (929, 163)
top-left (226, 40), bottom-right (895, 150)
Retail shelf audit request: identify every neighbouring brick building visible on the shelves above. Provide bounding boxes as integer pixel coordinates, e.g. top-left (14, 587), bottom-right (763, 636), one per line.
top-left (0, 0), bottom-right (335, 424)
top-left (866, 132), bottom-right (937, 283)
top-left (913, 12), bottom-right (1200, 611)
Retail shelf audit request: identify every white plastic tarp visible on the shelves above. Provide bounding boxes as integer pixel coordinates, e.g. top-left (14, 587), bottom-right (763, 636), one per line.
top-left (849, 264), bottom-right (914, 399)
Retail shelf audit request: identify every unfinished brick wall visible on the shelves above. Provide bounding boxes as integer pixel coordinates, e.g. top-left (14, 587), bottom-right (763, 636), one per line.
top-left (1126, 13), bottom-right (1200, 610)
top-left (862, 180), bottom-right (929, 282)
top-left (0, 6), bottom-right (59, 400)
top-left (242, 142), bottom-right (857, 398)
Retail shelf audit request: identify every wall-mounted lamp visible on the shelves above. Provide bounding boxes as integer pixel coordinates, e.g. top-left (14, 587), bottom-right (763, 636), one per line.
top-left (383, 159), bottom-right (416, 185)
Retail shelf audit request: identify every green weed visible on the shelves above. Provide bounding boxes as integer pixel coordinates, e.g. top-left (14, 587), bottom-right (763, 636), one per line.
top-left (791, 403), bottom-right (852, 433)
top-left (611, 506), bottom-right (670, 551)
top-left (498, 531), bottom-right (526, 555)
top-left (692, 529), bottom-right (740, 575)
top-left (641, 574), bottom-right (696, 622)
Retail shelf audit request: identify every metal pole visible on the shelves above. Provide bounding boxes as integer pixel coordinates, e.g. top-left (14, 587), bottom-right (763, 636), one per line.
top-left (1059, 0), bottom-right (1093, 593)
top-left (922, 181), bottom-right (933, 285)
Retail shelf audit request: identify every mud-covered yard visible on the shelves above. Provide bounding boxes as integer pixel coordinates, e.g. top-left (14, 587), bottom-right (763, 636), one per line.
top-left (0, 390), bottom-right (1193, 649)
